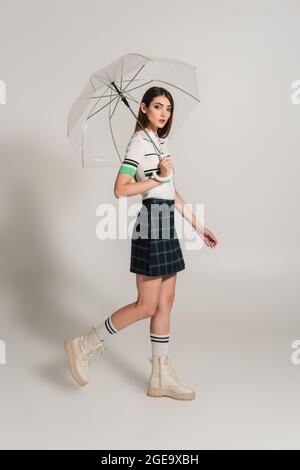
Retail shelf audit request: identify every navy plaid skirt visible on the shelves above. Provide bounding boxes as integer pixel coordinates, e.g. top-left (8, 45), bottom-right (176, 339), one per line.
top-left (130, 198), bottom-right (186, 277)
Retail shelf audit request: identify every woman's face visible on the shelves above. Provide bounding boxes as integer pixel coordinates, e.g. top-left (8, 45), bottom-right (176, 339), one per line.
top-left (141, 95), bottom-right (172, 131)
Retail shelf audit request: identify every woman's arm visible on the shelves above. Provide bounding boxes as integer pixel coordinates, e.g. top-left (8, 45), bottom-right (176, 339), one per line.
top-left (175, 188), bottom-right (218, 248)
top-left (115, 154), bottom-right (173, 198)
top-left (114, 172), bottom-right (162, 198)
top-left (174, 189), bottom-right (204, 232)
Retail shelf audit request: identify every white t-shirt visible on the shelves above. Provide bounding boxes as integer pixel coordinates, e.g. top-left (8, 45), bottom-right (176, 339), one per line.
top-left (118, 129), bottom-right (175, 200)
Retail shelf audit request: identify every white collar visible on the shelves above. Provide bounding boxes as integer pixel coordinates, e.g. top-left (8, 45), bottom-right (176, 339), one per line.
top-left (136, 128), bottom-right (159, 138)
top-left (147, 129), bottom-right (158, 138)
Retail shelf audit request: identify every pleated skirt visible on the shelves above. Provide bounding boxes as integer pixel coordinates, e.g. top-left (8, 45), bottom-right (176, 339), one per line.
top-left (130, 198), bottom-right (186, 277)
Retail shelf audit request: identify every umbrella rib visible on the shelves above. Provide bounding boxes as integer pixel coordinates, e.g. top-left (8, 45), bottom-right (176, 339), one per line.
top-left (87, 94), bottom-right (119, 120)
top-left (81, 84), bottom-right (113, 167)
top-left (89, 77), bottom-right (96, 92)
top-left (123, 78), bottom-right (200, 103)
top-left (120, 91), bottom-right (139, 105)
top-left (116, 79), bottom-right (154, 95)
top-left (90, 93), bottom-right (119, 99)
top-left (111, 56), bottom-right (126, 117)
top-left (108, 87), bottom-right (122, 163)
top-left (154, 79), bottom-right (200, 102)
top-left (113, 78), bottom-right (151, 83)
top-left (92, 74), bottom-right (125, 96)
top-left (120, 56), bottom-right (124, 95)
top-left (88, 84), bottom-right (111, 116)
top-left (119, 63), bottom-right (147, 95)
top-left (110, 91), bottom-right (122, 119)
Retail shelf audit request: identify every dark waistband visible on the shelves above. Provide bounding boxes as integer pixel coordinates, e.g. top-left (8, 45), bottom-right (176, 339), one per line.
top-left (142, 198), bottom-right (175, 206)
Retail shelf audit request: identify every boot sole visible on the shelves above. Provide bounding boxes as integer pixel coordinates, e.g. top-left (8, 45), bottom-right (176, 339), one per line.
top-left (64, 340), bottom-right (88, 387)
top-left (147, 386), bottom-right (195, 401)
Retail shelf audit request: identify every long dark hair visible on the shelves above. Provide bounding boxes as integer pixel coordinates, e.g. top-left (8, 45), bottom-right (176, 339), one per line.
top-left (133, 86), bottom-right (174, 139)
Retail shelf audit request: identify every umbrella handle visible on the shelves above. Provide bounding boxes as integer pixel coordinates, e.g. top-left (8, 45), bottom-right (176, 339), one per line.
top-left (152, 173), bottom-right (171, 182)
top-left (152, 169), bottom-right (173, 182)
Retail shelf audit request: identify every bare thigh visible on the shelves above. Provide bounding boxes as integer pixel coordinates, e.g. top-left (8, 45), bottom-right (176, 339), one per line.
top-left (135, 274), bottom-right (163, 317)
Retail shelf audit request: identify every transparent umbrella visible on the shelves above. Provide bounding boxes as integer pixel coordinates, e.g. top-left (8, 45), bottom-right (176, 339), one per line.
top-left (67, 52), bottom-right (200, 168)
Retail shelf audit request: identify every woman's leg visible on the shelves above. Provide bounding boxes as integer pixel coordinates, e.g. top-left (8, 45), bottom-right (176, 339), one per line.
top-left (147, 273), bottom-right (196, 400)
top-left (148, 274), bottom-right (176, 356)
top-left (65, 274), bottom-right (163, 387)
top-left (150, 274), bottom-right (177, 335)
top-left (107, 274), bottom-right (163, 331)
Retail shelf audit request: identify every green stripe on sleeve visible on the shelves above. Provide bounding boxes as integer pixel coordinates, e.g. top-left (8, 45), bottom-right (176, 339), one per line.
top-left (119, 165), bottom-right (136, 176)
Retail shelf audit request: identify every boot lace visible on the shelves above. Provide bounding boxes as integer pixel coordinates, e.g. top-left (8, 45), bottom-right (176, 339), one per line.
top-left (80, 338), bottom-right (108, 363)
top-left (164, 356), bottom-right (178, 381)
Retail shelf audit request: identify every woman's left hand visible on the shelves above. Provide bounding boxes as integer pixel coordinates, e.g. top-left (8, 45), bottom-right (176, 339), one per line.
top-left (195, 225), bottom-right (218, 248)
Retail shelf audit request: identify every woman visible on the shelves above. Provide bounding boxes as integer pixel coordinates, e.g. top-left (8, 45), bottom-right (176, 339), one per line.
top-left (64, 86), bottom-right (218, 400)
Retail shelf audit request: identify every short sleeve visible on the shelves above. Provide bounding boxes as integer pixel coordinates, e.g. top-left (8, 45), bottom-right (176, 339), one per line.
top-left (118, 135), bottom-right (145, 177)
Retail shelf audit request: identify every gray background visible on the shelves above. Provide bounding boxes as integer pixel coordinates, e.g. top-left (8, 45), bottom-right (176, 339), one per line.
top-left (0, 0), bottom-right (300, 449)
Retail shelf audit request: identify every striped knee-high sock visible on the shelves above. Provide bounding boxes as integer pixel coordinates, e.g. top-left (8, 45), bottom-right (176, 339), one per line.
top-left (150, 332), bottom-right (170, 357)
top-left (95, 315), bottom-right (119, 341)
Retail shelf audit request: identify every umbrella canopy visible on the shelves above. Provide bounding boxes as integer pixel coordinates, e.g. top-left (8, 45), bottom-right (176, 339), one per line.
top-left (67, 53), bottom-right (200, 168)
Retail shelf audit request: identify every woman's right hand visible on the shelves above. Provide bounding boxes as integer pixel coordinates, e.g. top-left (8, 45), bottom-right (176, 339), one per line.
top-left (158, 156), bottom-right (174, 177)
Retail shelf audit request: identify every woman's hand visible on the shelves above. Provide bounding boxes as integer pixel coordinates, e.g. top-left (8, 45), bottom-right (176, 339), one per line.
top-left (158, 155), bottom-right (174, 177)
top-left (195, 225), bottom-right (218, 248)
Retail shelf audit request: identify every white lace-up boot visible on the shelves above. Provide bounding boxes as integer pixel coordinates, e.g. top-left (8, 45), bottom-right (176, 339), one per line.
top-left (146, 355), bottom-right (196, 400)
top-left (64, 326), bottom-right (107, 387)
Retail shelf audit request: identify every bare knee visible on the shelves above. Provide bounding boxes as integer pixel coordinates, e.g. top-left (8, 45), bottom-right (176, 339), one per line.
top-left (136, 300), bottom-right (158, 319)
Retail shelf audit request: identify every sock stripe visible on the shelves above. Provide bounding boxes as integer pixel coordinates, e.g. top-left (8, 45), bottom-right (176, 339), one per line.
top-left (105, 318), bottom-right (117, 335)
top-left (96, 316), bottom-right (119, 342)
top-left (150, 334), bottom-right (169, 343)
top-left (108, 317), bottom-right (118, 333)
top-left (150, 333), bottom-right (170, 357)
